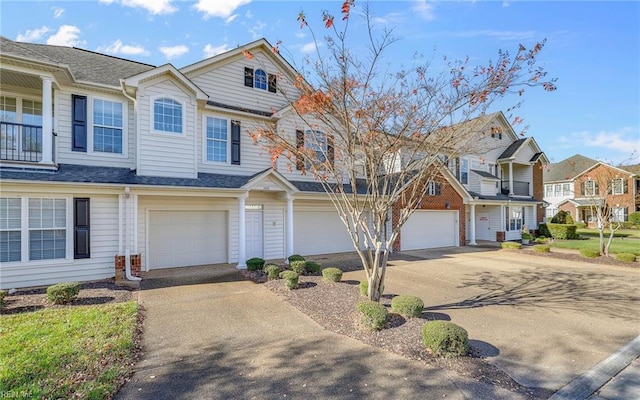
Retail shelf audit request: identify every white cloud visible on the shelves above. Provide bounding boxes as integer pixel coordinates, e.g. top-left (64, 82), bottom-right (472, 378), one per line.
top-left (98, 0), bottom-right (116, 4)
top-left (97, 39), bottom-right (149, 56)
top-left (502, 1), bottom-right (511, 7)
top-left (225, 14), bottom-right (238, 24)
top-left (193, 0), bottom-right (251, 20)
top-left (52, 7), bottom-right (65, 18)
top-left (371, 12), bottom-right (405, 25)
top-left (449, 30), bottom-right (537, 41)
top-left (46, 25), bottom-right (84, 47)
top-left (16, 26), bottom-right (50, 42)
top-left (300, 42), bottom-right (317, 54)
top-left (249, 21), bottom-right (266, 40)
top-left (121, 0), bottom-right (177, 15)
top-left (159, 45), bottom-right (189, 60)
top-left (294, 31), bottom-right (306, 39)
top-left (561, 128), bottom-right (640, 163)
top-left (203, 43), bottom-right (230, 58)
top-left (413, 0), bottom-right (435, 21)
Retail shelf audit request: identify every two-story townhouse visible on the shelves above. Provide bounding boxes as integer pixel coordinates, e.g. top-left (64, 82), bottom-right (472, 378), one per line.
top-left (0, 36), bottom-right (370, 290)
top-left (392, 111), bottom-right (548, 250)
top-left (544, 155), bottom-right (638, 224)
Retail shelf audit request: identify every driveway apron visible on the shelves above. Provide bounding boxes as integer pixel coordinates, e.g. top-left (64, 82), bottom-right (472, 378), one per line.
top-left (115, 264), bottom-right (524, 400)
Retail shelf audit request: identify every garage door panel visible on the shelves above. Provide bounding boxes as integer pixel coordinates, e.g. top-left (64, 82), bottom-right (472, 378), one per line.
top-left (294, 210), bottom-right (354, 256)
top-left (149, 211), bottom-right (227, 269)
top-left (401, 210), bottom-right (457, 251)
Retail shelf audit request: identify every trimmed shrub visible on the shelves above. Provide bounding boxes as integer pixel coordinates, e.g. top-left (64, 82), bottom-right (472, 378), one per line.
top-left (551, 210), bottom-right (573, 224)
top-left (280, 270), bottom-right (299, 289)
top-left (521, 232), bottom-right (533, 241)
top-left (0, 290), bottom-right (6, 308)
top-left (534, 236), bottom-right (548, 244)
top-left (421, 321), bottom-right (469, 357)
top-left (47, 282), bottom-right (80, 305)
top-left (501, 241), bottom-right (522, 250)
top-left (322, 267), bottom-right (343, 282)
top-left (538, 223), bottom-right (551, 238)
top-left (575, 221), bottom-right (587, 229)
top-left (305, 261), bottom-right (322, 274)
top-left (288, 254), bottom-right (305, 263)
top-left (629, 211), bottom-right (640, 227)
top-left (615, 253), bottom-right (637, 263)
top-left (246, 257), bottom-right (265, 272)
top-left (289, 260), bottom-right (307, 275)
top-left (547, 223), bottom-right (579, 240)
top-left (533, 244), bottom-right (551, 253)
top-left (356, 300), bottom-right (388, 330)
top-left (391, 295), bottom-right (424, 318)
top-left (359, 280), bottom-right (369, 296)
top-left (264, 264), bottom-right (281, 280)
top-left (580, 249), bottom-right (601, 258)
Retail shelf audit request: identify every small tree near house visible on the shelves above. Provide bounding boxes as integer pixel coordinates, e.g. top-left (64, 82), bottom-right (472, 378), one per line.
top-left (249, 1), bottom-right (556, 301)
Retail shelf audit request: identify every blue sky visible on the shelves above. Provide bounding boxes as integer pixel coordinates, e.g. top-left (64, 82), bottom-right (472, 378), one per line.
top-left (2, 0), bottom-right (638, 165)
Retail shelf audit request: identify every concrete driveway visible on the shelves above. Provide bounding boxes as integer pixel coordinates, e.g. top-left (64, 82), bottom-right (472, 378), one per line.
top-left (341, 247), bottom-right (640, 392)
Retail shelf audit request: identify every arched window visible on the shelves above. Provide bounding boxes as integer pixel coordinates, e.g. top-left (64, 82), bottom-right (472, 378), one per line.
top-left (154, 98), bottom-right (182, 134)
top-left (254, 69), bottom-right (267, 90)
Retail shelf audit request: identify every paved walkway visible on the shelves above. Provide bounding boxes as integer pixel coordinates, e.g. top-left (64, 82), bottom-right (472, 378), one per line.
top-left (114, 264), bottom-right (528, 400)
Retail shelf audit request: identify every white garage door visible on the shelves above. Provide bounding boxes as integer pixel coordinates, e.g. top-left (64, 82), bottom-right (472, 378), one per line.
top-left (148, 211), bottom-right (227, 269)
top-left (293, 210), bottom-right (354, 256)
top-left (401, 210), bottom-right (458, 251)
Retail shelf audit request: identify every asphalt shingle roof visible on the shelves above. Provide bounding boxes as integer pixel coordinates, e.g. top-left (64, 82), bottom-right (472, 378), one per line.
top-left (471, 170), bottom-right (499, 179)
top-left (498, 138), bottom-right (527, 159)
top-left (1, 36), bottom-right (156, 87)
top-left (543, 154), bottom-right (599, 183)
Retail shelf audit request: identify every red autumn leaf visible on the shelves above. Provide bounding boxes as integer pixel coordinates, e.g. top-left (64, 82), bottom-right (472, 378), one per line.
top-left (242, 49), bottom-right (254, 60)
top-left (325, 16), bottom-right (334, 28)
top-left (341, 0), bottom-right (354, 20)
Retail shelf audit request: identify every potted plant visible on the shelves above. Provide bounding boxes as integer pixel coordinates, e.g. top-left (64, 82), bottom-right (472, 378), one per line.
top-left (521, 231), bottom-right (533, 245)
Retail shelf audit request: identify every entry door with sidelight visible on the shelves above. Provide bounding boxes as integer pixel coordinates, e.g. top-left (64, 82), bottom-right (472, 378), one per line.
top-left (246, 206), bottom-right (264, 259)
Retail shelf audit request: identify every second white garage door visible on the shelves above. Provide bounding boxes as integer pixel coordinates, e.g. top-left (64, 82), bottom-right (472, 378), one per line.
top-left (401, 210), bottom-right (458, 251)
top-left (148, 210), bottom-right (227, 269)
top-left (293, 210), bottom-right (354, 256)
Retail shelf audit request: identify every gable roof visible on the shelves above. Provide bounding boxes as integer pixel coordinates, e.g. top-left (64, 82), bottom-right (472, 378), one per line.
top-left (1, 36), bottom-right (155, 87)
top-left (620, 164), bottom-right (640, 176)
top-left (498, 138), bottom-right (527, 159)
top-left (543, 154), bottom-right (599, 183)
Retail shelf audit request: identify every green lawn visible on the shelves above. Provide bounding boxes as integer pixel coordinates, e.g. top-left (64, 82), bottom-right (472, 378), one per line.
top-left (551, 236), bottom-right (640, 256)
top-left (0, 302), bottom-right (138, 400)
top-left (577, 228), bottom-right (640, 239)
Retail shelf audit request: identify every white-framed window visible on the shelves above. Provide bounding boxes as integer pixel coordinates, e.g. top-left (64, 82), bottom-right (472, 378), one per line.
top-left (611, 178), bottom-right (624, 195)
top-left (0, 95), bottom-right (43, 153)
top-left (562, 183), bottom-right (571, 196)
top-left (505, 206), bottom-right (524, 231)
top-left (545, 207), bottom-right (557, 219)
top-left (426, 181), bottom-right (441, 196)
top-left (305, 129), bottom-right (328, 164)
top-left (584, 179), bottom-right (596, 196)
top-left (254, 69), bottom-right (267, 90)
top-left (611, 207), bottom-right (625, 222)
top-left (92, 98), bottom-right (124, 154)
top-left (0, 197), bottom-right (69, 262)
top-left (153, 97), bottom-right (183, 134)
top-left (460, 158), bottom-right (469, 185)
top-left (545, 184), bottom-right (552, 197)
top-left (554, 184), bottom-right (561, 197)
top-left (205, 116), bottom-right (229, 163)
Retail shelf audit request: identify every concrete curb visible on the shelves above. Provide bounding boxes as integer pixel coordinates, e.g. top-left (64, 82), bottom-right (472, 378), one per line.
top-left (549, 335), bottom-right (640, 400)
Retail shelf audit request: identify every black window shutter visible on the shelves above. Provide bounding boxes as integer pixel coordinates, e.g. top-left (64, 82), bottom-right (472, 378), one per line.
top-left (296, 130), bottom-right (304, 170)
top-left (435, 183), bottom-right (441, 195)
top-left (581, 181), bottom-right (586, 196)
top-left (623, 179), bottom-right (629, 194)
top-left (72, 95), bottom-right (87, 152)
top-left (231, 120), bottom-right (241, 165)
top-left (244, 67), bottom-right (254, 87)
top-left (594, 181), bottom-right (599, 195)
top-left (268, 73), bottom-right (277, 93)
top-left (327, 135), bottom-right (335, 167)
top-left (74, 198), bottom-right (90, 259)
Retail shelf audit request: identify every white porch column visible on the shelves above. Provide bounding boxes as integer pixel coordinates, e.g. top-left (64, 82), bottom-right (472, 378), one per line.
top-left (508, 161), bottom-right (514, 196)
top-left (468, 203), bottom-right (477, 245)
top-left (286, 194), bottom-right (294, 263)
top-left (236, 194), bottom-right (248, 269)
top-left (40, 76), bottom-right (53, 164)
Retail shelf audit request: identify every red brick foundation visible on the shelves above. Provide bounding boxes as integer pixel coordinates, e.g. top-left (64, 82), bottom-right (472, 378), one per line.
top-left (115, 254), bottom-right (141, 280)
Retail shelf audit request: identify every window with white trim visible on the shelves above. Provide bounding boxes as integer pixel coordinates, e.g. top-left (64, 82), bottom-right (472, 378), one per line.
top-left (93, 99), bottom-right (123, 154)
top-left (205, 117), bottom-right (228, 163)
top-left (460, 158), bottom-right (469, 185)
top-left (505, 206), bottom-right (524, 231)
top-left (584, 179), bottom-right (596, 196)
top-left (554, 184), bottom-right (561, 197)
top-left (305, 130), bottom-right (328, 165)
top-left (153, 98), bottom-right (182, 134)
top-left (426, 181), bottom-right (441, 196)
top-left (611, 178), bottom-right (624, 195)
top-left (254, 69), bottom-right (267, 90)
top-left (0, 198), bottom-right (21, 262)
top-left (611, 207), bottom-right (625, 222)
top-left (562, 183), bottom-right (571, 196)
top-left (0, 95), bottom-right (43, 153)
top-left (545, 184), bottom-right (553, 197)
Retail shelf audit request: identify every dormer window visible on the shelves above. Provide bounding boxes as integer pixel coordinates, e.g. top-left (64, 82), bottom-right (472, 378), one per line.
top-left (244, 67), bottom-right (277, 93)
top-left (490, 126), bottom-right (503, 140)
top-left (153, 98), bottom-right (183, 134)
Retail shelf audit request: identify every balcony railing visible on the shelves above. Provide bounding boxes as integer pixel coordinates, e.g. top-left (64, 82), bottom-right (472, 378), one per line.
top-left (1, 121), bottom-right (45, 162)
top-left (501, 180), bottom-right (530, 196)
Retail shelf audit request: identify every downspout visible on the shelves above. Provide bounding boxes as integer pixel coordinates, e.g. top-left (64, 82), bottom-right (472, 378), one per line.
top-left (124, 186), bottom-right (141, 282)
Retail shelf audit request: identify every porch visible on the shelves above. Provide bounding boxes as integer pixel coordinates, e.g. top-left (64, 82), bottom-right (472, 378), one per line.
top-left (1, 121), bottom-right (56, 163)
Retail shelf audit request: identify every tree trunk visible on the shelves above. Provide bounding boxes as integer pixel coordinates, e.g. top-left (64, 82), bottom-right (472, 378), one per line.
top-left (365, 247), bottom-right (389, 302)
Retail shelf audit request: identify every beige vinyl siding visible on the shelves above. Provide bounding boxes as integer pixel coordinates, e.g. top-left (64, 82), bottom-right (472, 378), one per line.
top-left (54, 89), bottom-right (136, 168)
top-left (480, 180), bottom-right (497, 196)
top-left (137, 79), bottom-right (197, 178)
top-left (0, 188), bottom-right (119, 290)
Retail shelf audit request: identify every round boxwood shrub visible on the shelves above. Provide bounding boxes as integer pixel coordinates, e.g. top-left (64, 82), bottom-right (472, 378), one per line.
top-left (534, 236), bottom-right (548, 244)
top-left (356, 300), bottom-right (388, 330)
top-left (421, 321), bottom-right (469, 357)
top-left (501, 241), bottom-right (521, 250)
top-left (47, 282), bottom-right (80, 305)
top-left (246, 257), bottom-right (265, 271)
top-left (615, 253), bottom-right (637, 263)
top-left (289, 260), bottom-right (307, 275)
top-left (533, 244), bottom-right (551, 253)
top-left (580, 249), bottom-right (601, 258)
top-left (288, 254), bottom-right (305, 263)
top-left (264, 264), bottom-right (281, 280)
top-left (305, 261), bottom-right (322, 274)
top-left (391, 295), bottom-right (424, 318)
top-left (359, 280), bottom-right (368, 296)
top-left (322, 267), bottom-right (343, 282)
top-left (280, 270), bottom-right (299, 289)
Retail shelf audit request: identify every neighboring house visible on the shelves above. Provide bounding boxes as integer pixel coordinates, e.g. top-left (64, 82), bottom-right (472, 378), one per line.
top-left (392, 112), bottom-right (549, 251)
top-left (0, 37), bottom-right (548, 290)
top-left (543, 154), bottom-right (638, 224)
